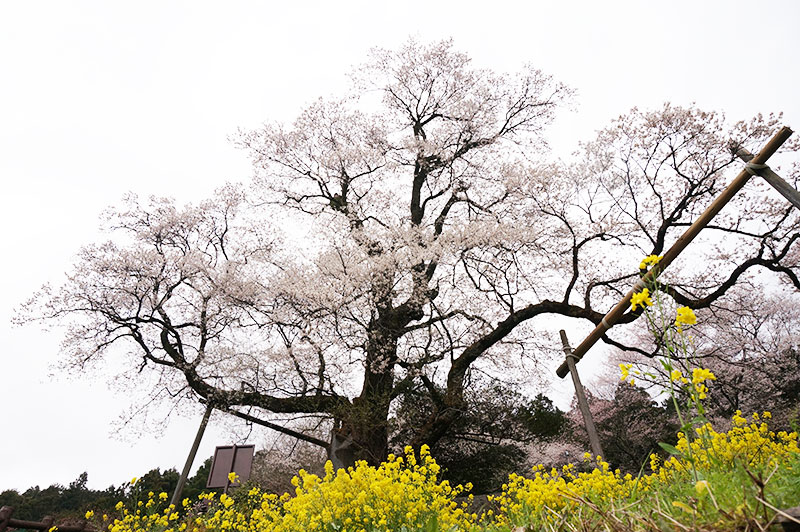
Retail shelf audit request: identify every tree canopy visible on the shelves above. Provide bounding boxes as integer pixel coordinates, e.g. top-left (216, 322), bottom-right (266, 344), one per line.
top-left (19, 38), bottom-right (800, 466)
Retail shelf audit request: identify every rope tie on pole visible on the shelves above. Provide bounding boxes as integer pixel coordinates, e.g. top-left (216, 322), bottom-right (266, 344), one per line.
top-left (745, 162), bottom-right (769, 175)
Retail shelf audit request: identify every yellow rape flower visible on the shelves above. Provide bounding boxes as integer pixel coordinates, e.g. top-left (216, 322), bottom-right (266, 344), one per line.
top-left (630, 289), bottom-right (652, 311)
top-left (98, 411), bottom-right (798, 532)
top-left (84, 511), bottom-right (94, 519)
top-left (491, 412), bottom-right (800, 529)
top-left (619, 363), bottom-right (632, 381)
top-left (220, 494), bottom-right (234, 508)
top-left (670, 366), bottom-right (714, 401)
top-left (691, 367), bottom-right (716, 385)
top-left (639, 254), bottom-right (662, 270)
top-left (675, 306), bottom-right (697, 330)
top-left (649, 453), bottom-right (660, 471)
top-left (227, 472), bottom-right (239, 484)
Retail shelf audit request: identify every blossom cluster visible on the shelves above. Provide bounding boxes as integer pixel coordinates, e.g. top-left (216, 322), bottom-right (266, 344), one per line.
top-left (639, 254), bottom-right (662, 271)
top-left (490, 459), bottom-right (635, 527)
top-left (651, 411), bottom-right (799, 476)
top-left (666, 367), bottom-right (716, 399)
top-left (630, 254), bottom-right (698, 331)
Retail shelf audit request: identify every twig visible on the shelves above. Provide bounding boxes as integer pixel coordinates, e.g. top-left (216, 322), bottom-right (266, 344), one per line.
top-left (754, 496), bottom-right (800, 525)
top-left (651, 508), bottom-right (691, 531)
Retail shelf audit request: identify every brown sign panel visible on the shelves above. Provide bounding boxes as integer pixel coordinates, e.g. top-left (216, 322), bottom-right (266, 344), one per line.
top-left (206, 445), bottom-right (255, 489)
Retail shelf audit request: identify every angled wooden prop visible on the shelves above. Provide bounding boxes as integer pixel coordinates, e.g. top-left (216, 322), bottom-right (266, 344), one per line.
top-left (560, 329), bottom-right (604, 459)
top-left (170, 402), bottom-right (214, 507)
top-left (556, 126), bottom-right (794, 379)
top-left (735, 146), bottom-right (800, 210)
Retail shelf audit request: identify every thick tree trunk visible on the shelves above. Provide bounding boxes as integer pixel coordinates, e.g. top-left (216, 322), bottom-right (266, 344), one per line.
top-left (332, 388), bottom-right (393, 466)
top-left (329, 263), bottom-right (430, 466)
top-left (337, 324), bottom-right (398, 465)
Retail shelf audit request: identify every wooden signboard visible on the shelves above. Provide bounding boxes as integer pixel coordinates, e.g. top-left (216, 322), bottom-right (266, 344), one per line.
top-left (206, 445), bottom-right (255, 489)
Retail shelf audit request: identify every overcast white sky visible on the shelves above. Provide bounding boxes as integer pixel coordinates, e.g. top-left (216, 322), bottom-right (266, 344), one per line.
top-left (2, 0), bottom-right (799, 492)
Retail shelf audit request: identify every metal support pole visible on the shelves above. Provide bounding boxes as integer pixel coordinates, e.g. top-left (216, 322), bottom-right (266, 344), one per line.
top-left (556, 126), bottom-right (793, 378)
top-left (170, 402), bottom-right (213, 508)
top-left (560, 330), bottom-right (604, 460)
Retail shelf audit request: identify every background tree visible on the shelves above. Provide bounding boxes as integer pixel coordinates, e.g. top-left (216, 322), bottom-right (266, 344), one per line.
top-left (561, 383), bottom-right (679, 474)
top-left (391, 379), bottom-right (567, 493)
top-left (19, 39), bottom-right (800, 467)
top-left (0, 463), bottom-right (212, 521)
top-left (248, 443), bottom-right (327, 496)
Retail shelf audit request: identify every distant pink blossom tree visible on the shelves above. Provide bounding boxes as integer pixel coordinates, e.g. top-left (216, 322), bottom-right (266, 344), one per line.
top-left (561, 384), bottom-right (679, 473)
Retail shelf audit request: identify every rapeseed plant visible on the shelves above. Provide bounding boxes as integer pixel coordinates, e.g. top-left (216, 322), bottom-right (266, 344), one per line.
top-left (95, 445), bottom-right (478, 532)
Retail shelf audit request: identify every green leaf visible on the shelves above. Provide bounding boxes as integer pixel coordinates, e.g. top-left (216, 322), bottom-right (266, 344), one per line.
top-left (658, 442), bottom-right (682, 456)
top-left (424, 516), bottom-right (439, 532)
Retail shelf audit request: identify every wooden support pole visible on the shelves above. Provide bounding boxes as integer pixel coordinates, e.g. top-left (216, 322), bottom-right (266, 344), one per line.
top-left (735, 147), bottom-right (800, 211)
top-left (560, 330), bottom-right (604, 459)
top-left (170, 402), bottom-right (213, 508)
top-left (215, 403), bottom-right (329, 449)
top-left (556, 126), bottom-right (793, 378)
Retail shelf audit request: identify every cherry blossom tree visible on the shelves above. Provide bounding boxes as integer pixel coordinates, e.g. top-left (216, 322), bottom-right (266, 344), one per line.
top-left (696, 289), bottom-right (800, 427)
top-left (19, 38), bottom-right (800, 466)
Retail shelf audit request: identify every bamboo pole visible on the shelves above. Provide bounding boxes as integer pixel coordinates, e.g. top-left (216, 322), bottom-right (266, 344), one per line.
top-left (560, 330), bottom-right (604, 459)
top-left (556, 126), bottom-right (794, 378)
top-left (170, 402), bottom-right (213, 508)
top-left (735, 146), bottom-right (800, 211)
